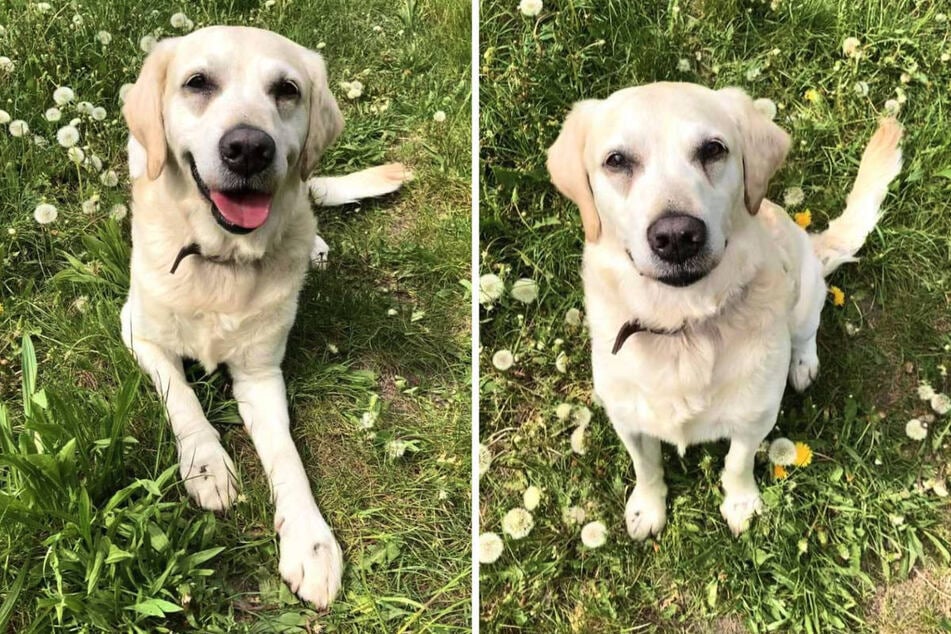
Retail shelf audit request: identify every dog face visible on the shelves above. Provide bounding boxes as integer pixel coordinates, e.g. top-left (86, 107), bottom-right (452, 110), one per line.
top-left (123, 26), bottom-right (343, 235)
top-left (548, 83), bottom-right (789, 287)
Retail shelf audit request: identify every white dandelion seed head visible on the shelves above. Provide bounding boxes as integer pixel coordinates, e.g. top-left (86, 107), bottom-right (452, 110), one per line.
top-left (140, 35), bottom-right (158, 53)
top-left (783, 186), bottom-right (805, 208)
top-left (768, 437), bottom-right (797, 466)
top-left (72, 13), bottom-right (83, 26)
top-left (53, 86), bottom-right (75, 106)
top-left (942, 53), bottom-right (950, 63)
top-left (91, 106), bottom-right (107, 121)
top-left (523, 486), bottom-right (542, 511)
top-left (518, 0), bottom-right (543, 17)
top-left (853, 81), bottom-right (869, 97)
top-left (937, 13), bottom-right (948, 22)
top-left (905, 418), bottom-right (928, 441)
top-left (918, 382), bottom-right (936, 401)
top-left (0, 56), bottom-right (14, 73)
top-left (676, 58), bottom-right (691, 72)
top-left (581, 521), bottom-right (608, 548)
top-left (170, 12), bottom-right (189, 28)
top-left (109, 203), bottom-right (128, 221)
top-left (501, 507), bottom-right (534, 539)
top-left (100, 170), bottom-right (118, 187)
top-left (433, 110), bottom-right (447, 122)
top-left (570, 423), bottom-right (587, 455)
top-left (555, 351), bottom-right (568, 373)
top-left (0, 109), bottom-right (9, 124)
top-left (119, 83), bottom-right (134, 104)
top-left (386, 439), bottom-right (409, 459)
top-left (89, 155), bottom-right (102, 171)
top-left (44, 107), bottom-right (62, 122)
top-left (931, 393), bottom-right (951, 415)
top-left (96, 30), bottom-right (112, 45)
top-left (32, 134), bottom-right (46, 146)
top-left (753, 97), bottom-right (777, 120)
top-left (479, 273), bottom-right (504, 305)
top-left (562, 505), bottom-right (586, 526)
top-left (67, 146), bottom-right (85, 163)
top-left (884, 99), bottom-right (901, 115)
top-left (510, 278), bottom-right (538, 304)
top-left (9, 120), bottom-right (28, 137)
top-left (72, 295), bottom-right (89, 313)
top-left (346, 87), bottom-right (362, 100)
top-left (555, 402), bottom-right (572, 421)
top-left (56, 125), bottom-right (79, 147)
top-left (842, 37), bottom-right (861, 58)
top-left (76, 101), bottom-right (94, 115)
top-left (565, 307), bottom-right (582, 327)
top-left (479, 532), bottom-right (504, 564)
top-left (492, 349), bottom-right (514, 371)
top-left (81, 196), bottom-right (99, 215)
top-left (745, 66), bottom-right (762, 82)
top-left (572, 405), bottom-right (592, 426)
top-left (33, 203), bottom-right (57, 224)
top-left (479, 443), bottom-right (492, 476)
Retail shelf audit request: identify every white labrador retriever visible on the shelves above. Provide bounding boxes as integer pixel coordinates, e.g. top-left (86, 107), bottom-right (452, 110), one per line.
top-left (120, 26), bottom-right (409, 608)
top-left (547, 82), bottom-right (901, 538)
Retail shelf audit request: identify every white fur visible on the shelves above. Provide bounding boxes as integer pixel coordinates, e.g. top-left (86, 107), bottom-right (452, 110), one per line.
top-left (551, 83), bottom-right (902, 538)
top-left (121, 26), bottom-right (409, 609)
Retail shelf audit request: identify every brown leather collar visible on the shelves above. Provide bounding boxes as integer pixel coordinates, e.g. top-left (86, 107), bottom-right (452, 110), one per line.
top-left (169, 242), bottom-right (254, 274)
top-left (612, 320), bottom-right (685, 354)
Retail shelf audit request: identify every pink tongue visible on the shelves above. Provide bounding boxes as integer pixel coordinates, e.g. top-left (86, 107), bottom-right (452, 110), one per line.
top-left (209, 191), bottom-right (272, 229)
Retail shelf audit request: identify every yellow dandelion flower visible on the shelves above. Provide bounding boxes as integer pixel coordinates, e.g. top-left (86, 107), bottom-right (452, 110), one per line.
top-left (773, 464), bottom-right (789, 479)
top-left (793, 442), bottom-right (813, 467)
top-left (829, 286), bottom-right (845, 306)
top-left (794, 209), bottom-right (812, 229)
top-left (804, 89), bottom-right (821, 103)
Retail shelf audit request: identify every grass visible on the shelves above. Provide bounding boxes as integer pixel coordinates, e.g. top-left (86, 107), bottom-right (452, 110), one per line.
top-left (479, 0), bottom-right (951, 632)
top-left (0, 0), bottom-right (470, 631)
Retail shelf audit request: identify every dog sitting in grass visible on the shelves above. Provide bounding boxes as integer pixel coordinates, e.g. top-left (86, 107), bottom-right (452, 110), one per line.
top-left (547, 82), bottom-right (901, 537)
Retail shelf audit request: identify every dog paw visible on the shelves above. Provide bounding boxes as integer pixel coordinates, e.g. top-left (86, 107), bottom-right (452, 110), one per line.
top-left (310, 234), bottom-right (330, 270)
top-left (788, 350), bottom-right (819, 392)
top-left (720, 491), bottom-right (763, 536)
top-left (178, 433), bottom-right (239, 511)
top-left (277, 511), bottom-right (344, 610)
top-left (625, 487), bottom-right (667, 541)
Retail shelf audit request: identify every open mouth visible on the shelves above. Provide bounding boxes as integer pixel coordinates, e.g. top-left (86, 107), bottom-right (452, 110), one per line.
top-left (187, 155), bottom-right (272, 235)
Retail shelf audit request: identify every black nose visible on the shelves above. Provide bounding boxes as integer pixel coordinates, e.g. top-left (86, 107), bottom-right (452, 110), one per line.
top-left (218, 125), bottom-right (276, 176)
top-left (647, 213), bottom-right (707, 264)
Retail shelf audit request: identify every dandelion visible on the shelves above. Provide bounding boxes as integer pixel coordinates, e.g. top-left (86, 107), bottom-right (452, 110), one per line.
top-left (479, 273), bottom-right (504, 304)
top-left (555, 351), bottom-right (568, 373)
top-left (793, 442), bottom-right (813, 467)
top-left (676, 58), bottom-right (691, 72)
top-left (81, 196), bottom-right (99, 215)
top-left (119, 83), bottom-right (134, 103)
top-left (44, 107), bottom-right (62, 122)
top-left (33, 203), bottom-right (57, 224)
top-left (479, 443), bottom-right (492, 476)
top-left (783, 186), bottom-right (805, 207)
top-left (0, 110), bottom-right (9, 124)
top-left (555, 402), bottom-right (572, 420)
top-left (853, 81), bottom-right (869, 97)
top-left (745, 66), bottom-right (762, 82)
top-left (96, 30), bottom-right (112, 45)
top-left (109, 204), bottom-right (128, 221)
top-left (89, 155), bottom-right (102, 171)
top-left (773, 464), bottom-right (789, 479)
top-left (905, 418), bottom-right (927, 441)
top-left (0, 56), bottom-right (13, 73)
top-left (501, 507), bottom-right (534, 539)
top-left (479, 532), bottom-right (504, 564)
top-left (510, 278), bottom-right (538, 303)
top-left (581, 521), bottom-right (607, 548)
top-left (386, 439), bottom-right (409, 458)
top-left (53, 86), bottom-right (75, 105)
top-left (56, 125), bottom-right (80, 147)
top-left (100, 170), bottom-right (118, 187)
top-left (931, 393), bottom-right (951, 415)
top-left (794, 210), bottom-right (812, 229)
top-left (884, 99), bottom-right (901, 115)
top-left (570, 422), bottom-right (587, 455)
top-left (804, 88), bottom-right (821, 103)
top-left (71, 296), bottom-right (89, 313)
top-left (829, 286), bottom-right (845, 306)
top-left (9, 120), bottom-right (28, 137)
top-left (76, 101), bottom-right (93, 115)
top-left (564, 307), bottom-right (583, 327)
top-left (572, 405), bottom-right (592, 426)
top-left (386, 308), bottom-right (398, 316)
top-left (933, 480), bottom-right (949, 497)
top-left (518, 0), bottom-right (543, 17)
top-left (34, 3), bottom-right (52, 13)
top-left (918, 382), bottom-right (936, 401)
top-left (170, 12), bottom-right (189, 28)
top-left (753, 97), bottom-right (777, 120)
top-left (91, 107), bottom-right (107, 121)
top-left (433, 110), bottom-right (446, 123)
top-left (768, 437), bottom-right (797, 466)
top-left (72, 14), bottom-right (83, 26)
top-left (841, 37), bottom-right (861, 58)
top-left (523, 486), bottom-right (542, 511)
top-left (339, 80), bottom-right (364, 100)
top-left (562, 505), bottom-right (586, 525)
top-left (140, 35), bottom-right (158, 53)
top-left (492, 349), bottom-right (514, 371)
top-left (67, 147), bottom-right (85, 163)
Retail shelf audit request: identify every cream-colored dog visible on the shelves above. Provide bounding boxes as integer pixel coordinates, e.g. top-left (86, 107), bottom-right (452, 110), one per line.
top-left (547, 82), bottom-right (901, 538)
top-left (120, 26), bottom-right (408, 608)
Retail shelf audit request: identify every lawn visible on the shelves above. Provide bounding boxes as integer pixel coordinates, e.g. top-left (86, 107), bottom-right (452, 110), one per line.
top-left (479, 0), bottom-right (951, 632)
top-left (0, 0), bottom-right (471, 631)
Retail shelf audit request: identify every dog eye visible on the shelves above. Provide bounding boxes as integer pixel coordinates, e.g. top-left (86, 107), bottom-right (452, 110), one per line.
top-left (604, 151), bottom-right (633, 171)
top-left (273, 79), bottom-right (301, 100)
top-left (184, 73), bottom-right (213, 92)
top-left (698, 139), bottom-right (728, 163)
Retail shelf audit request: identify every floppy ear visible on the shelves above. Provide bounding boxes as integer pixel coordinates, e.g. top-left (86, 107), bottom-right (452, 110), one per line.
top-left (719, 87), bottom-right (791, 215)
top-left (546, 100), bottom-right (601, 242)
top-left (300, 51), bottom-right (344, 179)
top-left (122, 39), bottom-right (177, 181)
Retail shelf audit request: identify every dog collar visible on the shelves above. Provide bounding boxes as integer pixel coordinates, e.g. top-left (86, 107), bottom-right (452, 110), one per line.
top-left (611, 319), bottom-right (684, 354)
top-left (169, 242), bottom-right (255, 274)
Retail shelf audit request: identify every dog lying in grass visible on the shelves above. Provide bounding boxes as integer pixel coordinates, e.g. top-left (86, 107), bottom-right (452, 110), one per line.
top-left (120, 26), bottom-right (408, 607)
top-left (547, 82), bottom-right (901, 538)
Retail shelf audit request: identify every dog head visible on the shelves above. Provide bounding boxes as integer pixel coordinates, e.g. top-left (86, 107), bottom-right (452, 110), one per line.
top-left (123, 26), bottom-right (343, 235)
top-left (547, 82), bottom-right (789, 287)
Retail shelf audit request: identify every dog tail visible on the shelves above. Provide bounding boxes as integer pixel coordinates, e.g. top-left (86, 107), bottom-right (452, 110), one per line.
top-left (307, 163), bottom-right (412, 207)
top-left (810, 118), bottom-right (903, 276)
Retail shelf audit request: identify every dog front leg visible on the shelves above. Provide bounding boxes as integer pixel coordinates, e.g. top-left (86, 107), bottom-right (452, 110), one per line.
top-left (230, 366), bottom-right (343, 610)
top-left (720, 433), bottom-right (765, 536)
top-left (617, 430), bottom-right (668, 540)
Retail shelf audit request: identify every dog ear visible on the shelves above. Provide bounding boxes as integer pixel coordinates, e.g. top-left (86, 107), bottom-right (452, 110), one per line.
top-left (123, 39), bottom-right (177, 181)
top-left (300, 50), bottom-right (344, 179)
top-left (719, 87), bottom-right (790, 215)
top-left (547, 100), bottom-right (601, 242)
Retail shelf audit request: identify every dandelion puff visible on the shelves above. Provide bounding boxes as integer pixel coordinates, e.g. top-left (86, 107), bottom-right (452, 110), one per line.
top-left (905, 418), bottom-right (927, 441)
top-left (71, 296), bottom-right (89, 313)
top-left (565, 307), bottom-right (582, 327)
top-left (67, 146), bottom-right (85, 163)
top-left (853, 81), bottom-right (869, 97)
top-left (501, 507), bottom-right (534, 539)
top-left (386, 439), bottom-right (409, 458)
top-left (518, 0), bottom-right (543, 17)
top-left (753, 97), bottom-right (777, 120)
top-left (884, 99), bottom-right (901, 115)
top-left (745, 66), bottom-right (762, 82)
top-left (89, 155), bottom-right (102, 171)
top-left (72, 14), bottom-right (83, 27)
top-left (562, 505), bottom-right (586, 525)
top-left (45, 107), bottom-right (62, 122)
top-left (140, 35), bottom-right (158, 53)
top-left (96, 30), bottom-right (112, 45)
top-left (33, 203), bottom-right (57, 224)
top-left (0, 110), bottom-right (9, 124)
top-left (580, 521), bottom-right (607, 548)
top-left (56, 125), bottom-right (80, 147)
top-left (510, 278), bottom-right (538, 304)
top-left (555, 351), bottom-right (568, 373)
top-left (570, 422), bottom-right (588, 455)
top-left (9, 120), bottom-right (28, 137)
top-left (793, 442), bottom-right (813, 467)
top-left (555, 402), bottom-right (572, 421)
top-left (119, 83), bottom-right (134, 104)
top-left (523, 486), bottom-right (542, 511)
top-left (918, 382), bottom-right (936, 401)
top-left (109, 203), bottom-right (128, 221)
top-left (492, 349), bottom-right (514, 371)
top-left (53, 86), bottom-right (75, 105)
top-left (479, 443), bottom-right (492, 476)
top-left (479, 273), bottom-right (504, 305)
top-left (931, 393), bottom-right (951, 416)
top-left (676, 58), bottom-right (691, 72)
top-left (768, 437), bottom-right (797, 466)
top-left (100, 170), bottom-right (118, 187)
top-left (783, 186), bottom-right (804, 207)
top-left (91, 106), bottom-right (107, 121)
top-left (479, 532), bottom-right (504, 564)
top-left (81, 196), bottom-right (99, 215)
top-left (841, 37), bottom-right (861, 58)
top-left (433, 110), bottom-right (446, 122)
top-left (170, 12), bottom-right (189, 29)
top-left (0, 56), bottom-right (14, 73)
top-left (572, 406), bottom-right (592, 426)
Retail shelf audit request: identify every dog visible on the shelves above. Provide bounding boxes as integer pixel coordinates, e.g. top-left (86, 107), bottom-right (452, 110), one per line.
top-left (547, 82), bottom-right (902, 538)
top-left (120, 26), bottom-right (409, 607)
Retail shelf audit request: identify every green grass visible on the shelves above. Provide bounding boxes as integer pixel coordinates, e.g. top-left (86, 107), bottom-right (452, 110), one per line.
top-left (479, 0), bottom-right (951, 632)
top-left (0, 0), bottom-right (470, 631)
